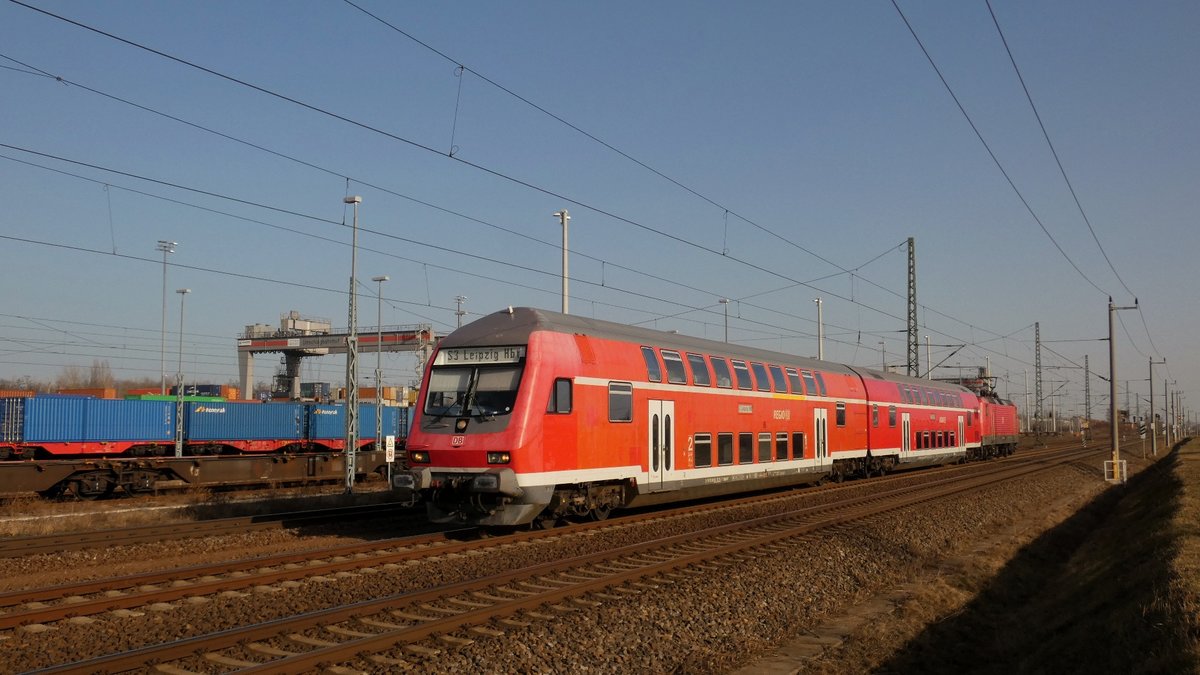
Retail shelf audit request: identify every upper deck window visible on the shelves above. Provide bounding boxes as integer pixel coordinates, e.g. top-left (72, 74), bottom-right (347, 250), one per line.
top-left (813, 372), bottom-right (828, 397)
top-left (768, 365), bottom-right (788, 393)
top-left (686, 353), bottom-right (711, 387)
top-left (801, 371), bottom-right (818, 397)
top-left (731, 360), bottom-right (753, 390)
top-left (711, 357), bottom-right (733, 388)
top-left (750, 363), bottom-right (771, 392)
top-left (660, 350), bottom-right (688, 384)
top-left (640, 346), bottom-right (662, 383)
top-left (785, 367), bottom-right (804, 394)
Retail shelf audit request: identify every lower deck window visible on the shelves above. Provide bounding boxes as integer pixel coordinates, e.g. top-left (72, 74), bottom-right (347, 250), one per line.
top-left (739, 432), bottom-right (753, 464)
top-left (608, 382), bottom-right (632, 422)
top-left (793, 432), bottom-right (805, 459)
top-left (694, 433), bottom-right (712, 467)
top-left (775, 432), bottom-right (788, 460)
top-left (758, 432), bottom-right (772, 462)
top-left (718, 433), bottom-right (734, 465)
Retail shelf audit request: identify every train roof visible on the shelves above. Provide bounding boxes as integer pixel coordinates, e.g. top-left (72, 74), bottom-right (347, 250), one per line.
top-left (443, 307), bottom-right (972, 394)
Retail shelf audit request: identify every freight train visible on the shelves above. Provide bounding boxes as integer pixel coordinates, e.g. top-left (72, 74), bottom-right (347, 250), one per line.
top-left (394, 307), bottom-right (1020, 527)
top-left (0, 397), bottom-right (409, 498)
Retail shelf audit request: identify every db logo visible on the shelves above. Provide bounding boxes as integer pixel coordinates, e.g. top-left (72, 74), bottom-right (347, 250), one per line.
top-left (451, 436), bottom-right (465, 447)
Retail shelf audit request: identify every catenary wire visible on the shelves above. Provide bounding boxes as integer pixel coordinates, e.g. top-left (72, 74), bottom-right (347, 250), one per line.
top-left (5, 3), bottom-right (1026, 349)
top-left (890, 0), bottom-right (1109, 297)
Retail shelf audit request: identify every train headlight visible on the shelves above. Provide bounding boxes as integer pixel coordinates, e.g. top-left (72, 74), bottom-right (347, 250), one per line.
top-left (472, 473), bottom-right (499, 491)
top-left (455, 418), bottom-right (469, 432)
top-left (486, 451), bottom-right (511, 465)
top-left (409, 451), bottom-right (430, 463)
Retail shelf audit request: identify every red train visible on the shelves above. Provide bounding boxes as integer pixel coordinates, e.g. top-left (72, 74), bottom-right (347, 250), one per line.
top-left (395, 307), bottom-right (1019, 527)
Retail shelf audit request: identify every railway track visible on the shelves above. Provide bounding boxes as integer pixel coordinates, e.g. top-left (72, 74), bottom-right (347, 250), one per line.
top-left (0, 444), bottom-right (1085, 632)
top-left (22, 445), bottom-right (1099, 673)
top-left (0, 501), bottom-right (419, 558)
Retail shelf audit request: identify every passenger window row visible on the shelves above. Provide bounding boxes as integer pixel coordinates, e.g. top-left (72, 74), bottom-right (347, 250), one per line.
top-left (693, 431), bottom-right (806, 468)
top-left (915, 430), bottom-right (957, 449)
top-left (641, 346), bottom-right (828, 397)
top-left (898, 383), bottom-right (964, 409)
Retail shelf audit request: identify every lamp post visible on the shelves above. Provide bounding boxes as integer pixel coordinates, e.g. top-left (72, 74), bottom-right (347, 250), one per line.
top-left (554, 210), bottom-right (570, 314)
top-left (455, 295), bottom-right (468, 328)
top-left (371, 275), bottom-right (389, 458)
top-left (157, 240), bottom-right (177, 395)
top-left (813, 298), bottom-right (824, 360)
top-left (344, 195), bottom-right (362, 493)
top-left (718, 298), bottom-right (730, 342)
top-left (174, 288), bottom-right (190, 457)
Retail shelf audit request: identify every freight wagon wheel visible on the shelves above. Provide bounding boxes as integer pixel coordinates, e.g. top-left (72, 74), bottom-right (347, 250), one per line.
top-left (69, 474), bottom-right (115, 500)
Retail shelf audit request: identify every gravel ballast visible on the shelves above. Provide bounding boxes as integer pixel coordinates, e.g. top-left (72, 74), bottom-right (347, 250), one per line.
top-left (1, 456), bottom-right (1118, 672)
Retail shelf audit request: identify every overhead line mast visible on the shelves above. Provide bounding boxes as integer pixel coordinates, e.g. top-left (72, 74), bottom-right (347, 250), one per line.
top-left (906, 237), bottom-right (918, 378)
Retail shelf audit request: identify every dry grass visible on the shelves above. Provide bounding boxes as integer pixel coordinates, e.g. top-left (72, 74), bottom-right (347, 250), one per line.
top-left (1168, 440), bottom-right (1200, 667)
top-left (800, 441), bottom-right (1200, 674)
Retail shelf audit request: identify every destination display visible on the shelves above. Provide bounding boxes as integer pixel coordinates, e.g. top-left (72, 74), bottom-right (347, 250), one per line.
top-left (435, 346), bottom-right (525, 366)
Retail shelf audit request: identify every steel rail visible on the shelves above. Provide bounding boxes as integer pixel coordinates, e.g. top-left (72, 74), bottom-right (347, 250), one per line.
top-left (1, 443), bottom-right (1086, 630)
top-left (32, 447), bottom-right (1096, 674)
top-left (0, 501), bottom-right (413, 558)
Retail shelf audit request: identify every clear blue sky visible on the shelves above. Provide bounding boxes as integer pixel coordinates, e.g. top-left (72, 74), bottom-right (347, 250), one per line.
top-left (1, 0), bottom-right (1196, 422)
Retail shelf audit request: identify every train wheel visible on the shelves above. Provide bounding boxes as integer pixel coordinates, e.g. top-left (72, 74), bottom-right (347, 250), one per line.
top-left (533, 515), bottom-right (561, 530)
top-left (590, 505), bottom-right (611, 521)
top-left (69, 475), bottom-right (115, 500)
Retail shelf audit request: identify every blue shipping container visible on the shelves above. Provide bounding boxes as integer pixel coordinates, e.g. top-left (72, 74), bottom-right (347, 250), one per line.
top-left (307, 404), bottom-right (343, 440)
top-left (82, 399), bottom-right (174, 442)
top-left (307, 404), bottom-right (403, 442)
top-left (7, 396), bottom-right (87, 443)
top-left (185, 401), bottom-right (304, 441)
top-left (358, 404), bottom-right (403, 442)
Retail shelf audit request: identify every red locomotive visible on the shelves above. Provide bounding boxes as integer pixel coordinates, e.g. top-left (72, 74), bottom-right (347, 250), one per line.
top-left (396, 307), bottom-right (1019, 527)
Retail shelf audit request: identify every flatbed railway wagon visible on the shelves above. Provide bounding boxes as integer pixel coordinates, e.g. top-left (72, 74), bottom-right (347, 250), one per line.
top-left (0, 397), bottom-right (406, 497)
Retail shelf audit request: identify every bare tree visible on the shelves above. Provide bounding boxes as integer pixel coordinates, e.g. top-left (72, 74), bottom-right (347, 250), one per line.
top-left (87, 359), bottom-right (115, 388)
top-left (54, 366), bottom-right (87, 390)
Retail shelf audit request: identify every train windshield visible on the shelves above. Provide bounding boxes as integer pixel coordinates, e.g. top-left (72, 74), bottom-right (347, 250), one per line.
top-left (424, 364), bottom-right (524, 419)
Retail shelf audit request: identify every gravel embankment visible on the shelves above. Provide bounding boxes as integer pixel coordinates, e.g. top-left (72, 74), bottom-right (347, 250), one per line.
top-left (2, 461), bottom-right (1110, 672)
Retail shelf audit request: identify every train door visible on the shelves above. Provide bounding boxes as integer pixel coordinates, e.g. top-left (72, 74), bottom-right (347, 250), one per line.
top-left (902, 413), bottom-right (911, 457)
top-left (647, 400), bottom-right (674, 491)
top-left (813, 408), bottom-right (828, 463)
top-left (958, 416), bottom-right (965, 449)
